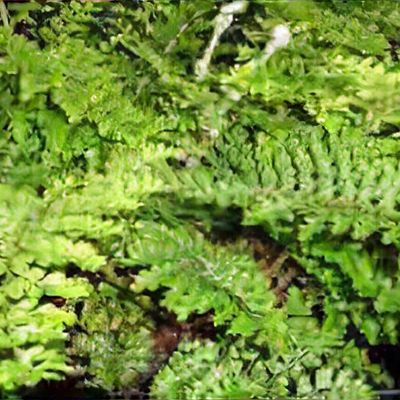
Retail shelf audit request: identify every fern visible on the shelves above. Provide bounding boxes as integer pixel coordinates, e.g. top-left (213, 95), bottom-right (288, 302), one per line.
top-left (167, 119), bottom-right (400, 343)
top-left (129, 222), bottom-right (390, 397)
top-left (1, 0), bottom-right (400, 396)
top-left (0, 186), bottom-right (94, 392)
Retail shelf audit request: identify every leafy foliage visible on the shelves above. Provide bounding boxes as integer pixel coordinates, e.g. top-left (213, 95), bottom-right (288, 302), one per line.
top-left (0, 185), bottom-right (93, 392)
top-left (132, 224), bottom-right (391, 398)
top-left (152, 339), bottom-right (279, 399)
top-left (0, 0), bottom-right (400, 398)
top-left (69, 285), bottom-right (154, 392)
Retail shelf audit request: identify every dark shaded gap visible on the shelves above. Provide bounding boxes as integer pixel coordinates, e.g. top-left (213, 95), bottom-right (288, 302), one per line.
top-left (370, 345), bottom-right (400, 389)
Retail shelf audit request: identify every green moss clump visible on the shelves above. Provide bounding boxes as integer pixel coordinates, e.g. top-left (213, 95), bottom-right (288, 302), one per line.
top-left (1, 0), bottom-right (400, 397)
top-left (69, 286), bottom-right (154, 392)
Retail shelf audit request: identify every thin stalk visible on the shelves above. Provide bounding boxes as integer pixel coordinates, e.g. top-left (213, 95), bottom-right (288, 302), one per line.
top-left (0, 1), bottom-right (9, 27)
top-left (195, 1), bottom-right (248, 80)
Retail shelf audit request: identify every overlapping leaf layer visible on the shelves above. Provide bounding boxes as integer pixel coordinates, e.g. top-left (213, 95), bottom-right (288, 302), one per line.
top-left (1, 1), bottom-right (399, 398)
